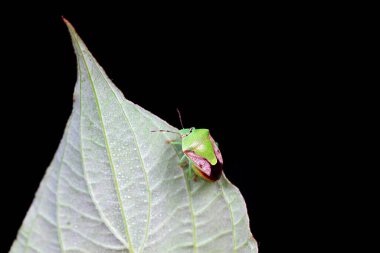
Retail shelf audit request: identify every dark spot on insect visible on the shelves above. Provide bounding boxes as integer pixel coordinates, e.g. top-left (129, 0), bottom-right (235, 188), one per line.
top-left (66, 221), bottom-right (71, 226)
top-left (209, 161), bottom-right (223, 181)
top-left (200, 164), bottom-right (203, 168)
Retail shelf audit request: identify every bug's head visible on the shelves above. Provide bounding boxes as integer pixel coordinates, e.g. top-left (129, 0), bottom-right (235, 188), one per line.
top-left (179, 127), bottom-right (194, 138)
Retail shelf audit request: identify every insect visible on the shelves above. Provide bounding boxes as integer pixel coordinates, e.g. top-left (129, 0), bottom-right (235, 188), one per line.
top-left (152, 109), bottom-right (223, 181)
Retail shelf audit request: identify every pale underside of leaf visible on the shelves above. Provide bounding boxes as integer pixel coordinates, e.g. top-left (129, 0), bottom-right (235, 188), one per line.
top-left (10, 20), bottom-right (258, 253)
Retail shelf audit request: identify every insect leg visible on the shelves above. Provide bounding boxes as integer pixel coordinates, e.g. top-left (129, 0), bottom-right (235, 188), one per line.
top-left (179, 154), bottom-right (188, 168)
top-left (188, 162), bottom-right (193, 179)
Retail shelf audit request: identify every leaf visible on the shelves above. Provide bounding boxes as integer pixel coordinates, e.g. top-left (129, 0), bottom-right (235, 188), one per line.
top-left (10, 19), bottom-right (258, 253)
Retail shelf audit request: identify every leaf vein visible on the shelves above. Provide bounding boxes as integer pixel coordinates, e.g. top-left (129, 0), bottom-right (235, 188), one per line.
top-left (93, 52), bottom-right (152, 253)
top-left (219, 180), bottom-right (237, 253)
top-left (77, 48), bottom-right (133, 250)
top-left (70, 30), bottom-right (128, 249)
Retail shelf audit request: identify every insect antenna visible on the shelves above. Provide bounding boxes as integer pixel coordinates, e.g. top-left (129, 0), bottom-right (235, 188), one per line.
top-left (176, 108), bottom-right (185, 128)
top-left (151, 129), bottom-right (181, 136)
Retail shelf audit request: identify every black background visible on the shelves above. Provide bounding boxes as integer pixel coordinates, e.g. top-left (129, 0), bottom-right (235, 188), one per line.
top-left (1, 6), bottom-right (336, 253)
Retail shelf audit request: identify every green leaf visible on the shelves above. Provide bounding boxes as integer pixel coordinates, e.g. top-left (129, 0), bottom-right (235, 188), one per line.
top-left (10, 19), bottom-right (258, 253)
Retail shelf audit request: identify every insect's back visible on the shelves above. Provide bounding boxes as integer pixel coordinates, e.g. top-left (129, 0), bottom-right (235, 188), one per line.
top-left (182, 128), bottom-right (217, 165)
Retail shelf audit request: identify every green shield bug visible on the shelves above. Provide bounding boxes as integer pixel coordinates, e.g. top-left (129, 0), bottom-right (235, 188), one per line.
top-left (152, 109), bottom-right (223, 182)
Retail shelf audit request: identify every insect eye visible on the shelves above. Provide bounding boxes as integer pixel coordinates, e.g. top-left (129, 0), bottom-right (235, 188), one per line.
top-left (181, 127), bottom-right (194, 138)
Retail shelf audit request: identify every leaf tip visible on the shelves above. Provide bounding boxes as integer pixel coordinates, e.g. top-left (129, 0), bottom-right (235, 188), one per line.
top-left (62, 16), bottom-right (73, 28)
top-left (62, 16), bottom-right (78, 37)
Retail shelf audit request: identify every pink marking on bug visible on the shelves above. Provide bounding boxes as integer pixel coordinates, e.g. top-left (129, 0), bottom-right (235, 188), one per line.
top-left (185, 151), bottom-right (212, 176)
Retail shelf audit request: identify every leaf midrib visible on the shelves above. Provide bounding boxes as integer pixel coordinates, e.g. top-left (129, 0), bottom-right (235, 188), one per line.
top-left (72, 32), bottom-right (134, 252)
top-left (96, 61), bottom-right (152, 253)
